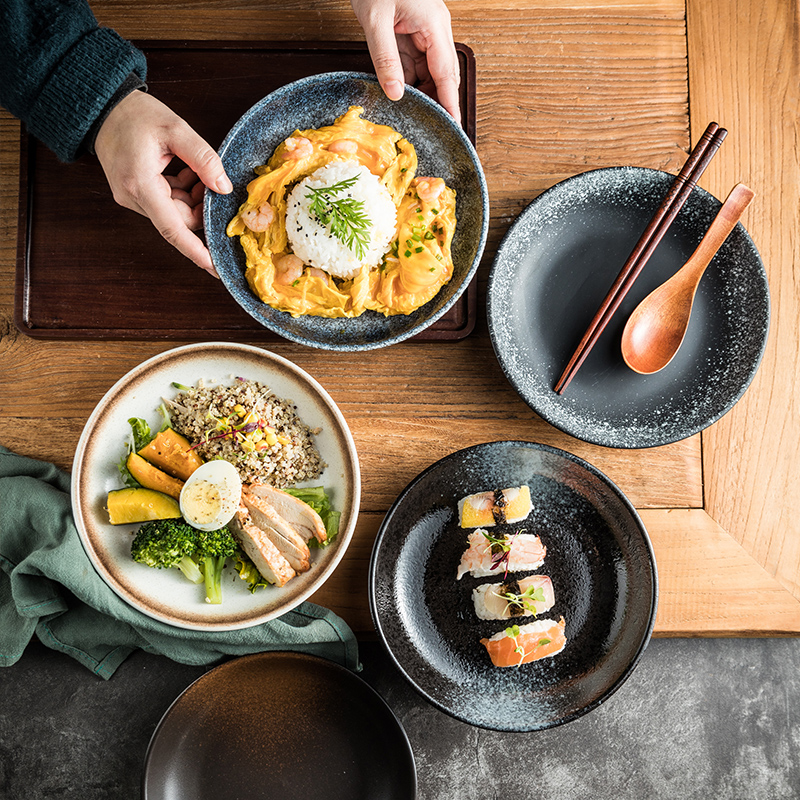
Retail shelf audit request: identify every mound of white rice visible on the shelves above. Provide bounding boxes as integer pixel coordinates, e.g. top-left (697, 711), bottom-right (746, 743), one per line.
top-left (285, 161), bottom-right (397, 280)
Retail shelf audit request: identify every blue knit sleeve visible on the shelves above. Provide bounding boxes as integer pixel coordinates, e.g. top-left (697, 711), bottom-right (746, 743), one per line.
top-left (0, 0), bottom-right (147, 162)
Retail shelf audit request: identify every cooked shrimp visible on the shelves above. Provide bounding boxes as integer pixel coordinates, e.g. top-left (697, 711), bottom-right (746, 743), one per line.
top-left (328, 139), bottom-right (358, 155)
top-left (414, 177), bottom-right (446, 203)
top-left (273, 253), bottom-right (305, 285)
top-left (241, 203), bottom-right (275, 232)
top-left (282, 136), bottom-right (313, 161)
top-left (306, 267), bottom-right (331, 286)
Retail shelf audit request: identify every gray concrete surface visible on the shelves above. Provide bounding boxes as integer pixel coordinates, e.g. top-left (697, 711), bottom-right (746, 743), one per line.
top-left (1, 637), bottom-right (798, 799)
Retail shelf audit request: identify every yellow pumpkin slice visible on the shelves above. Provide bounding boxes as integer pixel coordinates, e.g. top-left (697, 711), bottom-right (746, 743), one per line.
top-left (126, 453), bottom-right (184, 500)
top-left (137, 428), bottom-right (203, 481)
top-left (106, 488), bottom-right (182, 525)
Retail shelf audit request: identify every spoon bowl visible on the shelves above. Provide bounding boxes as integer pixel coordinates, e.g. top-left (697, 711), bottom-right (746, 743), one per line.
top-left (621, 183), bottom-right (755, 374)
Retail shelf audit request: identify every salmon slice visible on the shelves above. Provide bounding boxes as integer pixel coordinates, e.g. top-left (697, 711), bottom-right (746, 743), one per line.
top-left (472, 575), bottom-right (555, 620)
top-left (229, 507), bottom-right (296, 588)
top-left (480, 618), bottom-right (567, 667)
top-left (458, 485), bottom-right (532, 528)
top-left (456, 529), bottom-right (546, 580)
top-left (241, 489), bottom-right (311, 573)
top-left (245, 483), bottom-right (327, 543)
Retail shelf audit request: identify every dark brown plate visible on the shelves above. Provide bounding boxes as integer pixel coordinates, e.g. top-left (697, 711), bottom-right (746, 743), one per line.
top-left (142, 652), bottom-right (416, 800)
top-left (15, 41), bottom-right (476, 342)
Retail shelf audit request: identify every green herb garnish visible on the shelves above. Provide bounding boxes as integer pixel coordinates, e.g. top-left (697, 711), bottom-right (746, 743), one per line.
top-left (305, 175), bottom-right (371, 259)
top-left (501, 584), bottom-right (546, 615)
top-left (505, 625), bottom-right (526, 659)
top-left (481, 528), bottom-right (523, 577)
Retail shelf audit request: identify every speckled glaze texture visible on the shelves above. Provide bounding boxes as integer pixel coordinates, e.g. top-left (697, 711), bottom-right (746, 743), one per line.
top-left (204, 72), bottom-right (489, 351)
top-left (369, 441), bottom-right (657, 732)
top-left (487, 167), bottom-right (770, 449)
top-left (143, 652), bottom-right (417, 799)
top-left (71, 343), bottom-right (360, 631)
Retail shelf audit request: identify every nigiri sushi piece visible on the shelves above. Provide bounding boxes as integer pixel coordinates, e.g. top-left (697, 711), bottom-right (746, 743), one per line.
top-left (480, 618), bottom-right (567, 668)
top-left (456, 529), bottom-right (546, 580)
top-left (472, 575), bottom-right (555, 620)
top-left (459, 485), bottom-right (532, 528)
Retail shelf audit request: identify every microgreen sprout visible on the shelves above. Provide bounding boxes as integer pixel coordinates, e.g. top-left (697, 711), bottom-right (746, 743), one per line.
top-left (305, 175), bottom-right (371, 259)
top-left (505, 625), bottom-right (526, 665)
top-left (481, 528), bottom-right (524, 577)
top-left (190, 408), bottom-right (271, 454)
top-left (501, 584), bottom-right (546, 615)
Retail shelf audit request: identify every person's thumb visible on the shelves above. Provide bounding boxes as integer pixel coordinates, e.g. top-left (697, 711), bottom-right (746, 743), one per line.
top-left (172, 127), bottom-right (232, 195)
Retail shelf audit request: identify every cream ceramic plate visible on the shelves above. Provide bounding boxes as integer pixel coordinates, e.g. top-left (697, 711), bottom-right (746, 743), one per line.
top-left (71, 343), bottom-right (360, 631)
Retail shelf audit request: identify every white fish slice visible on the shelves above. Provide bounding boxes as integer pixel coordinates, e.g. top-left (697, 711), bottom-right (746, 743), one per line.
top-left (472, 575), bottom-right (555, 620)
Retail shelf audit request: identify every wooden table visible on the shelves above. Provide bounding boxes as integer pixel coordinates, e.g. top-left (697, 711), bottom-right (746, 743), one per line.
top-left (1, 0), bottom-right (798, 636)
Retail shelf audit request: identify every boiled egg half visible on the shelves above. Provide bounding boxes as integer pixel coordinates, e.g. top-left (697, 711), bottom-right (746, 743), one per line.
top-left (179, 460), bottom-right (242, 531)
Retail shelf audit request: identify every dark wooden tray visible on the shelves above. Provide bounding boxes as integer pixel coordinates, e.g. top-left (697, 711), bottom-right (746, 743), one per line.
top-left (15, 40), bottom-right (477, 342)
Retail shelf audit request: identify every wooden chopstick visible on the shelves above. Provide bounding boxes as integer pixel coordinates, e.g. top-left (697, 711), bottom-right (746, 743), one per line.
top-left (553, 122), bottom-right (728, 394)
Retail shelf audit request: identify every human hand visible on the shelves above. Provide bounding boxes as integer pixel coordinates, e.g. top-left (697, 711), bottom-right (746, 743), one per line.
top-left (94, 90), bottom-right (232, 277)
top-left (350, 0), bottom-right (461, 124)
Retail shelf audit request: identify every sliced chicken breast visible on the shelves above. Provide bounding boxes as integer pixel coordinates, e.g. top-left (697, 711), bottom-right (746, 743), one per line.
top-left (230, 507), bottom-right (296, 588)
top-left (241, 489), bottom-right (311, 573)
top-left (246, 483), bottom-right (327, 543)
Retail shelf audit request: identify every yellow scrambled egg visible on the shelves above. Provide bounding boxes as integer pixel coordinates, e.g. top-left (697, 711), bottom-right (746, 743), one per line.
top-left (226, 106), bottom-right (457, 318)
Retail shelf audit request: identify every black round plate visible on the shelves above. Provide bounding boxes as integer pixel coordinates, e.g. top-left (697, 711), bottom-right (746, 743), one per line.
top-left (488, 167), bottom-right (770, 448)
top-left (142, 652), bottom-right (416, 799)
top-left (369, 441), bottom-right (657, 732)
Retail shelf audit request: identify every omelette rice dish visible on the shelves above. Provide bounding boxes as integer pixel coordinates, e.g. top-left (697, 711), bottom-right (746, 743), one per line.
top-left (226, 106), bottom-right (457, 318)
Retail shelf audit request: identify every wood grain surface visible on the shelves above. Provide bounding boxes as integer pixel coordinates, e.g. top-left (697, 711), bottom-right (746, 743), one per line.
top-left (1, 0), bottom-right (797, 635)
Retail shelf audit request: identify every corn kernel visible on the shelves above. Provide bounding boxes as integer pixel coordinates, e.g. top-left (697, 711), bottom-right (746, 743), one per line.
top-left (277, 435), bottom-right (291, 446)
top-left (233, 404), bottom-right (246, 417)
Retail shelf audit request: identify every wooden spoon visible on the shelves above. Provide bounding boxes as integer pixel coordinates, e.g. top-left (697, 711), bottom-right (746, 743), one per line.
top-left (620, 183), bottom-right (755, 374)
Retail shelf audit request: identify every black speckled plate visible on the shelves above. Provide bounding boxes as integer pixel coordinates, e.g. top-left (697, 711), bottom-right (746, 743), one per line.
top-left (369, 441), bottom-right (657, 732)
top-left (204, 71), bottom-right (489, 351)
top-left (142, 652), bottom-right (416, 800)
top-left (488, 167), bottom-right (770, 449)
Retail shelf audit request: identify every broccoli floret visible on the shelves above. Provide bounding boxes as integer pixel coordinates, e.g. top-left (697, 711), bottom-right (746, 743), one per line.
top-left (130, 520), bottom-right (203, 584)
top-left (195, 526), bottom-right (240, 604)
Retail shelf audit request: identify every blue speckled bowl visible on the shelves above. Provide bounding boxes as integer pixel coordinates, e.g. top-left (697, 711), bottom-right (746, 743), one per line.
top-left (204, 72), bottom-right (489, 351)
top-left (488, 167), bottom-right (770, 448)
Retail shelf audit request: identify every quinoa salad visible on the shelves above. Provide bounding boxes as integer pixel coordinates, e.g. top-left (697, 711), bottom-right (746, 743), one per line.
top-left (167, 379), bottom-right (325, 486)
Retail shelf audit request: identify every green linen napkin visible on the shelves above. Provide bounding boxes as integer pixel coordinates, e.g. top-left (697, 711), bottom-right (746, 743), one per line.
top-left (0, 446), bottom-right (359, 679)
